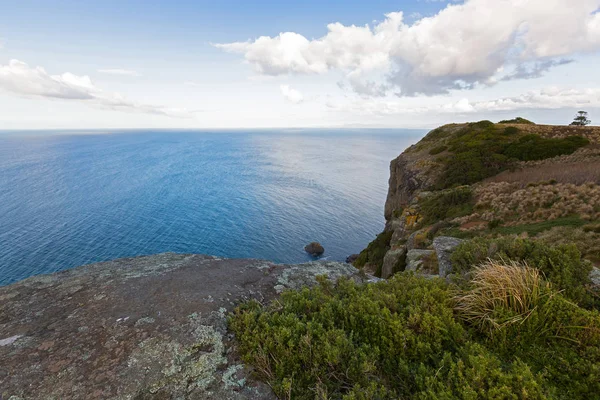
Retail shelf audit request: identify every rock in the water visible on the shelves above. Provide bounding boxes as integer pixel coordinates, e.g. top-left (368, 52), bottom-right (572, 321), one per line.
top-left (304, 242), bottom-right (325, 256)
top-left (381, 248), bottom-right (407, 279)
top-left (0, 253), bottom-right (364, 399)
top-left (406, 249), bottom-right (438, 276)
top-left (346, 254), bottom-right (360, 264)
top-left (433, 236), bottom-right (464, 278)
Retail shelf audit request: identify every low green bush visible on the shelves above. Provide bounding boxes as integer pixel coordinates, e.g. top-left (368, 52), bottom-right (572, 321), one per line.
top-left (498, 117), bottom-right (535, 124)
top-left (420, 186), bottom-right (474, 224)
top-left (230, 275), bottom-right (548, 399)
top-left (230, 272), bottom-right (600, 399)
top-left (490, 216), bottom-right (587, 236)
top-left (451, 236), bottom-right (595, 307)
top-left (428, 144), bottom-right (448, 155)
top-left (504, 135), bottom-right (590, 161)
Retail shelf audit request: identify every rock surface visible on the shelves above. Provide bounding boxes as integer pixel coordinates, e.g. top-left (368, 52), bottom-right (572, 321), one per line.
top-left (406, 249), bottom-right (436, 275)
top-left (433, 236), bottom-right (464, 278)
top-left (381, 248), bottom-right (406, 279)
top-left (0, 253), bottom-right (364, 400)
top-left (304, 242), bottom-right (325, 256)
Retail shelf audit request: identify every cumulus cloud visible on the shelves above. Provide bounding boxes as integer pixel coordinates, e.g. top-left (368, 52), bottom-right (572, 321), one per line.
top-left (329, 87), bottom-right (600, 116)
top-left (97, 68), bottom-right (141, 77)
top-left (216, 0), bottom-right (600, 96)
top-left (0, 60), bottom-right (190, 117)
top-left (280, 84), bottom-right (304, 103)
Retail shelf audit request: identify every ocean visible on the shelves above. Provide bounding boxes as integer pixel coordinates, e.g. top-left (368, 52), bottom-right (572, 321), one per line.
top-left (0, 129), bottom-right (424, 285)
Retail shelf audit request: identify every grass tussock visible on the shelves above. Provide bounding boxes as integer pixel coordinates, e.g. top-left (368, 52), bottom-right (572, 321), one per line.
top-left (454, 259), bottom-right (551, 335)
top-left (450, 236), bottom-right (595, 307)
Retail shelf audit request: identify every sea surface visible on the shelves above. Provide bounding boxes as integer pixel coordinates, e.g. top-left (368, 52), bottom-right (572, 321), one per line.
top-left (0, 129), bottom-right (424, 286)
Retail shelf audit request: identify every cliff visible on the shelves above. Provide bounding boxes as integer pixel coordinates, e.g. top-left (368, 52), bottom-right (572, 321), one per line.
top-left (356, 120), bottom-right (600, 279)
top-left (0, 254), bottom-right (366, 399)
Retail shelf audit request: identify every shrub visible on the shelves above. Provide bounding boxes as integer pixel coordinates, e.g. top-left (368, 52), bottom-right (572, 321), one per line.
top-left (229, 274), bottom-right (547, 399)
top-left (451, 236), bottom-right (595, 307)
top-left (498, 117), bottom-right (535, 124)
top-left (420, 186), bottom-right (474, 224)
top-left (503, 135), bottom-right (590, 161)
top-left (537, 226), bottom-right (600, 264)
top-left (428, 145), bottom-right (448, 155)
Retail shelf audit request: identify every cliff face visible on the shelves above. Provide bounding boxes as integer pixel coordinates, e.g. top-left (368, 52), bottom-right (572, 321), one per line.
top-left (0, 253), bottom-right (366, 399)
top-left (358, 121), bottom-right (600, 279)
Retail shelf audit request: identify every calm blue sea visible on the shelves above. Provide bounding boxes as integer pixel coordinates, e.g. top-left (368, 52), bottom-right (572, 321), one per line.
top-left (0, 129), bottom-right (423, 286)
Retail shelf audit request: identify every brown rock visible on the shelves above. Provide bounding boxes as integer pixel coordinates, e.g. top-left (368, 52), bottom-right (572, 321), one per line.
top-left (304, 242), bottom-right (325, 256)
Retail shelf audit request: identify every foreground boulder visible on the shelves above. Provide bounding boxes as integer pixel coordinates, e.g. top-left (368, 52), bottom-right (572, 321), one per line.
top-left (0, 253), bottom-right (363, 399)
top-left (304, 242), bottom-right (325, 256)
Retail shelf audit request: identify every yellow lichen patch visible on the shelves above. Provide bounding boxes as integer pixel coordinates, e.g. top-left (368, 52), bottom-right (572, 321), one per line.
top-left (405, 214), bottom-right (420, 228)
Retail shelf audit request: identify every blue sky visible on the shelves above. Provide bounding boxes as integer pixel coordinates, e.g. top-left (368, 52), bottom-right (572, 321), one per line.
top-left (1, 0), bottom-right (599, 129)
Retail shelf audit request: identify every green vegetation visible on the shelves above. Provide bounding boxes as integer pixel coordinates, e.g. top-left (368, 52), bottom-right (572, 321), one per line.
top-left (230, 270), bottom-right (600, 399)
top-left (419, 186), bottom-right (474, 224)
top-left (353, 230), bottom-right (393, 276)
top-left (490, 216), bottom-right (587, 236)
top-left (428, 144), bottom-right (448, 155)
top-left (498, 117), bottom-right (535, 124)
top-left (504, 135), bottom-right (590, 161)
top-left (451, 236), bottom-right (595, 307)
top-left (571, 111), bottom-right (591, 126)
top-left (437, 122), bottom-right (590, 188)
top-left (538, 225), bottom-right (600, 264)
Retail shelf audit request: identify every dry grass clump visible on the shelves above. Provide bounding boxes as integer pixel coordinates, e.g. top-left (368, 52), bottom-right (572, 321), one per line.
top-left (454, 259), bottom-right (552, 335)
top-left (460, 181), bottom-right (600, 225)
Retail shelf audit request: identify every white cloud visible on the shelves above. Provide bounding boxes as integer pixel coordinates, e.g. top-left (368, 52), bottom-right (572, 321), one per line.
top-left (0, 60), bottom-right (191, 118)
top-left (216, 0), bottom-right (600, 96)
top-left (97, 68), bottom-right (141, 77)
top-left (329, 87), bottom-right (600, 116)
top-left (280, 84), bottom-right (304, 103)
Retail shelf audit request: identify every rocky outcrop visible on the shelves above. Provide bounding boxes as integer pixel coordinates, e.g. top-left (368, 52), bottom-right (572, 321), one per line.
top-left (381, 248), bottom-right (406, 279)
top-left (0, 253), bottom-right (364, 399)
top-left (433, 236), bottom-right (464, 278)
top-left (406, 249), bottom-right (437, 276)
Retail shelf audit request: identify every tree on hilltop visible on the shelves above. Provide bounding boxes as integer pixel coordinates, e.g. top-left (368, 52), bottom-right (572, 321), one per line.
top-left (570, 111), bottom-right (591, 126)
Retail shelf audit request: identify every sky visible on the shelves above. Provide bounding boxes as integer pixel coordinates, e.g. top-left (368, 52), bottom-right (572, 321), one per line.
top-left (0, 0), bottom-right (599, 129)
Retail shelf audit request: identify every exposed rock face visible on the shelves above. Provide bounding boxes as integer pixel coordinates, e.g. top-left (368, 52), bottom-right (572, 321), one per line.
top-left (433, 237), bottom-right (464, 278)
top-left (384, 125), bottom-right (466, 222)
top-left (381, 248), bottom-right (406, 279)
top-left (406, 249), bottom-right (437, 276)
top-left (304, 242), bottom-right (325, 256)
top-left (0, 253), bottom-right (364, 399)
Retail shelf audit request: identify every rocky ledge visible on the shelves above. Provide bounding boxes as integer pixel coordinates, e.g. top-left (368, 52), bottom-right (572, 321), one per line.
top-left (0, 253), bottom-right (366, 400)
